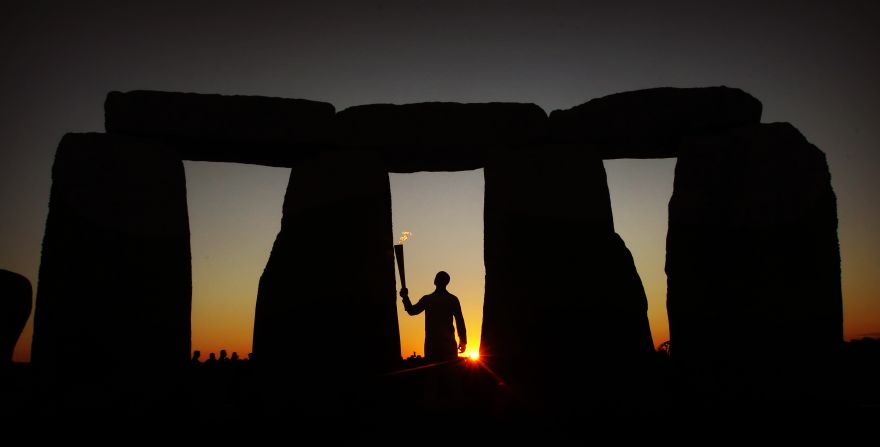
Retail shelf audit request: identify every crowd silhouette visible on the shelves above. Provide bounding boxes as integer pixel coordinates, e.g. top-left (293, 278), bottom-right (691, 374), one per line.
top-left (191, 349), bottom-right (251, 365)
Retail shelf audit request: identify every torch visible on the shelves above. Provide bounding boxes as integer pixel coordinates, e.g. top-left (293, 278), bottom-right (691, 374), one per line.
top-left (394, 231), bottom-right (411, 289)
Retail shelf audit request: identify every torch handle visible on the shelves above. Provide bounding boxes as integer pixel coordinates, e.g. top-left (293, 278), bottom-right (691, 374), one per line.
top-left (394, 244), bottom-right (407, 289)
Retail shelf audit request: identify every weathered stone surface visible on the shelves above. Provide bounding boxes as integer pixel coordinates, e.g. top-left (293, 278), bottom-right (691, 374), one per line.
top-left (32, 133), bottom-right (191, 405)
top-left (482, 145), bottom-right (654, 408)
top-left (105, 90), bottom-right (335, 166)
top-left (334, 102), bottom-right (548, 172)
top-left (253, 150), bottom-right (399, 408)
top-left (0, 269), bottom-right (31, 364)
top-left (550, 86), bottom-right (762, 159)
top-left (667, 122), bottom-right (841, 399)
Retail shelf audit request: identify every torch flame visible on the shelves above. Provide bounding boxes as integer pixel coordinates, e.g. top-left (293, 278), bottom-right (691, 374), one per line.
top-left (398, 231), bottom-right (412, 244)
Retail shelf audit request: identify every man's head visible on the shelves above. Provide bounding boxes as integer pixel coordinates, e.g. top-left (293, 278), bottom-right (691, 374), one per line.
top-left (434, 271), bottom-right (451, 289)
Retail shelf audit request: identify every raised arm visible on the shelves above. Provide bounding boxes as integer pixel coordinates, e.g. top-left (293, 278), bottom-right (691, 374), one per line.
top-left (453, 297), bottom-right (467, 352)
top-left (400, 288), bottom-right (426, 316)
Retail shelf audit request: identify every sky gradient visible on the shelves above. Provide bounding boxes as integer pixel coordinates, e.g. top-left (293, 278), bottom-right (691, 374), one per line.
top-left (2, 1), bottom-right (879, 361)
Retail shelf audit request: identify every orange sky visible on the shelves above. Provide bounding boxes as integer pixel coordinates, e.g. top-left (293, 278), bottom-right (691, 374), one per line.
top-left (390, 171), bottom-right (486, 358)
top-left (10, 159), bottom-right (880, 361)
top-left (9, 158), bottom-right (879, 362)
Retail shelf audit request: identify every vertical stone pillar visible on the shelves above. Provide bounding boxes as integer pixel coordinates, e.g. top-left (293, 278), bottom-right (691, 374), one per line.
top-left (253, 150), bottom-right (398, 404)
top-left (32, 133), bottom-right (191, 408)
top-left (482, 145), bottom-right (654, 408)
top-left (667, 123), bottom-right (842, 400)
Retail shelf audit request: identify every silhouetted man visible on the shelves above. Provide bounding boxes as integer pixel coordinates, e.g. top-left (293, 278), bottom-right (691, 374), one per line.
top-left (400, 271), bottom-right (467, 361)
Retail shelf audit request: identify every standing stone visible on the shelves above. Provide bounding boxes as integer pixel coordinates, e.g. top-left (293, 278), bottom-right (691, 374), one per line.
top-left (0, 269), bottom-right (32, 364)
top-left (482, 145), bottom-right (654, 410)
top-left (32, 133), bottom-right (191, 408)
top-left (253, 149), bottom-right (398, 409)
top-left (667, 123), bottom-right (842, 400)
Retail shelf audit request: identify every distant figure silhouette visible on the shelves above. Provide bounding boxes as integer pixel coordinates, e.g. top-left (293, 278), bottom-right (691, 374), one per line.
top-left (219, 349), bottom-right (229, 362)
top-left (206, 352), bottom-right (217, 364)
top-left (191, 350), bottom-right (202, 364)
top-left (400, 271), bottom-right (467, 361)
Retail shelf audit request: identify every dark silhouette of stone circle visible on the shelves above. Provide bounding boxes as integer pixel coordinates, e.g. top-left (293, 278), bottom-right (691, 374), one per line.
top-left (31, 86), bottom-right (841, 410)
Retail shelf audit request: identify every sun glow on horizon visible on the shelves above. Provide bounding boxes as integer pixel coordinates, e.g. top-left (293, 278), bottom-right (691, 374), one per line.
top-left (468, 351), bottom-right (479, 360)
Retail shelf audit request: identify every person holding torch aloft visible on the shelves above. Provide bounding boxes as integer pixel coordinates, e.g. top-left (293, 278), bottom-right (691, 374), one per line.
top-left (400, 271), bottom-right (467, 361)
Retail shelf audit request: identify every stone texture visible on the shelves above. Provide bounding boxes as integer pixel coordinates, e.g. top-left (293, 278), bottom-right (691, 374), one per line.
top-left (482, 144), bottom-right (654, 409)
top-left (550, 86), bottom-right (762, 159)
top-left (334, 102), bottom-right (548, 172)
top-left (666, 122), bottom-right (841, 399)
top-left (32, 133), bottom-right (191, 406)
top-left (105, 90), bottom-right (335, 166)
top-left (253, 149), bottom-right (399, 408)
top-left (0, 269), bottom-right (32, 364)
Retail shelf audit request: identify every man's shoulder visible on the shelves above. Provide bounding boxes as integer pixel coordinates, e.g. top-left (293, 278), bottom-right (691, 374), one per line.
top-left (421, 291), bottom-right (453, 299)
top-left (423, 290), bottom-right (460, 302)
top-left (441, 291), bottom-right (460, 302)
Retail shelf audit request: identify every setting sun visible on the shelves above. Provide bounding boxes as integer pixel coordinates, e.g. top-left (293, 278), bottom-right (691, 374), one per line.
top-left (469, 351), bottom-right (479, 360)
